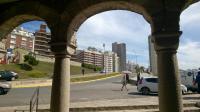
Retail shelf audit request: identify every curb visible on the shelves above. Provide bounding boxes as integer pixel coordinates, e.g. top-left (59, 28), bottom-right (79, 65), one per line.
top-left (69, 102), bottom-right (197, 112)
top-left (11, 74), bottom-right (121, 88)
top-left (17, 102), bottom-right (197, 112)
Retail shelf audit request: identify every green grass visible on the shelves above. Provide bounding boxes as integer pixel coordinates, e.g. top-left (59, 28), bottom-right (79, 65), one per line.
top-left (0, 61), bottom-right (96, 79)
top-left (71, 73), bottom-right (119, 82)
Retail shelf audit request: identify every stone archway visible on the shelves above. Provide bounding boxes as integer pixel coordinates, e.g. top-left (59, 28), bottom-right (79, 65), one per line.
top-left (0, 1), bottom-right (58, 40)
top-left (0, 15), bottom-right (42, 40)
top-left (65, 1), bottom-right (153, 46)
top-left (1, 1), bottom-right (199, 112)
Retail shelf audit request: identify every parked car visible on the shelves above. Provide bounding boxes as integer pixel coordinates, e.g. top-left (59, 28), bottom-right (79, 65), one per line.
top-left (137, 77), bottom-right (187, 95)
top-left (0, 81), bottom-right (11, 95)
top-left (0, 70), bottom-right (18, 81)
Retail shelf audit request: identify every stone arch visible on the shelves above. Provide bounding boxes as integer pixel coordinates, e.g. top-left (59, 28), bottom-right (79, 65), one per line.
top-left (0, 15), bottom-right (43, 40)
top-left (0, 1), bottom-right (58, 40)
top-left (65, 1), bottom-right (152, 46)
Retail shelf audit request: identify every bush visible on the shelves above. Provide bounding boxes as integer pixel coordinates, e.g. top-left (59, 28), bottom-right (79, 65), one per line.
top-left (24, 54), bottom-right (39, 66)
top-left (20, 63), bottom-right (33, 71)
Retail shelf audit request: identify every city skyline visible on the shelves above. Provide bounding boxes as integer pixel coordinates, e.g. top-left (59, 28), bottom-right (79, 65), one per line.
top-left (19, 2), bottom-right (200, 70)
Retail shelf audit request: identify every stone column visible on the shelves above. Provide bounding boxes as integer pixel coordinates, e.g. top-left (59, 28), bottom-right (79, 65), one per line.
top-left (49, 40), bottom-right (75, 112)
top-left (50, 53), bottom-right (70, 112)
top-left (152, 31), bottom-right (183, 112)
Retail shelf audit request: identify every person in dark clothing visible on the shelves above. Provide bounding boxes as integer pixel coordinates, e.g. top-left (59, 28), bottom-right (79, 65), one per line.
top-left (136, 72), bottom-right (141, 85)
top-left (121, 73), bottom-right (129, 91)
top-left (82, 69), bottom-right (85, 76)
top-left (194, 68), bottom-right (200, 93)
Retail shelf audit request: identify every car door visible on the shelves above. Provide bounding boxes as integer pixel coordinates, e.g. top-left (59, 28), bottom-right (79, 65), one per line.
top-left (0, 71), bottom-right (6, 80)
top-left (0, 71), bottom-right (3, 80)
top-left (146, 78), bottom-right (158, 92)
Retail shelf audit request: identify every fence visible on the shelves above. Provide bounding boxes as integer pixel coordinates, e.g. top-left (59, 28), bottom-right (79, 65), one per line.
top-left (30, 87), bottom-right (40, 112)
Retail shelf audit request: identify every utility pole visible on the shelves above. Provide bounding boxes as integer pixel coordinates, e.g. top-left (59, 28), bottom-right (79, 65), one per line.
top-left (103, 43), bottom-right (106, 75)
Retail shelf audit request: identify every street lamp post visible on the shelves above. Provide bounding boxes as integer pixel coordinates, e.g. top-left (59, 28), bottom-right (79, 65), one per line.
top-left (103, 43), bottom-right (106, 75)
top-left (133, 50), bottom-right (140, 74)
top-left (132, 50), bottom-right (138, 65)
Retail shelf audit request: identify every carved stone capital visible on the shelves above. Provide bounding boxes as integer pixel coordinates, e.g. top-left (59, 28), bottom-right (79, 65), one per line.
top-left (152, 31), bottom-right (182, 52)
top-left (49, 41), bottom-right (76, 57)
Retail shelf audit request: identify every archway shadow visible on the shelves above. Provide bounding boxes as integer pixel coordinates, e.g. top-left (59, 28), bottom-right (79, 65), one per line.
top-left (128, 92), bottom-right (158, 96)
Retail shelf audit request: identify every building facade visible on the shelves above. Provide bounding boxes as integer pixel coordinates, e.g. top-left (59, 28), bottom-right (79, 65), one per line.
top-left (112, 42), bottom-right (126, 71)
top-left (5, 27), bottom-right (34, 51)
top-left (112, 53), bottom-right (119, 72)
top-left (76, 50), bottom-right (103, 67)
top-left (34, 24), bottom-right (52, 57)
top-left (103, 52), bottom-right (113, 73)
top-left (148, 35), bottom-right (157, 75)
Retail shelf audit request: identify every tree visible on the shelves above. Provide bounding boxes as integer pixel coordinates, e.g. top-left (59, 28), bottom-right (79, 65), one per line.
top-left (140, 66), bottom-right (145, 73)
top-left (87, 46), bottom-right (98, 51)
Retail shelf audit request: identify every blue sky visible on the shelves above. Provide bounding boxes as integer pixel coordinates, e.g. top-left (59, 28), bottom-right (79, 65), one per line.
top-left (21, 2), bottom-right (200, 70)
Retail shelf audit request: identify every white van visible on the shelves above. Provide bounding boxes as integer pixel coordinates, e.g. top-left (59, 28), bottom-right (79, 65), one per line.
top-left (180, 70), bottom-right (198, 92)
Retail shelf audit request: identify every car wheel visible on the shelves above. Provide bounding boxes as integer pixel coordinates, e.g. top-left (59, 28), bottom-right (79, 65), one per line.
top-left (11, 77), bottom-right (15, 81)
top-left (0, 88), bottom-right (4, 95)
top-left (141, 87), bottom-right (150, 95)
top-left (182, 90), bottom-right (186, 95)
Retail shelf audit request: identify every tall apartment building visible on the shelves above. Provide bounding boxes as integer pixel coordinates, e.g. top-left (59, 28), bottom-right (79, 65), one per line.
top-left (34, 24), bottom-right (52, 57)
top-left (112, 42), bottom-right (126, 71)
top-left (76, 50), bottom-right (103, 67)
top-left (5, 27), bottom-right (34, 51)
top-left (148, 35), bottom-right (157, 75)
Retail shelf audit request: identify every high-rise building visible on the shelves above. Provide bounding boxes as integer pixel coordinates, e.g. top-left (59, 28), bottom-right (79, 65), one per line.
top-left (148, 35), bottom-right (157, 75)
top-left (34, 24), bottom-right (52, 57)
top-left (112, 42), bottom-right (126, 71)
top-left (5, 27), bottom-right (34, 51)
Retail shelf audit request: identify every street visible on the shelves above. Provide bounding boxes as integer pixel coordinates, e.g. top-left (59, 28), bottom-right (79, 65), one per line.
top-left (0, 75), bottom-right (150, 107)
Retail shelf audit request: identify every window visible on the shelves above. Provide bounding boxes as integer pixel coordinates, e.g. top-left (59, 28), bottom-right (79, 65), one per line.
top-left (11, 35), bottom-right (16, 39)
top-left (146, 78), bottom-right (158, 83)
top-left (22, 37), bottom-right (27, 41)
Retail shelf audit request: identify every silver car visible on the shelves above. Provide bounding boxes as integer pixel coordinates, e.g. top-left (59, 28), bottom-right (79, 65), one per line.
top-left (0, 82), bottom-right (11, 95)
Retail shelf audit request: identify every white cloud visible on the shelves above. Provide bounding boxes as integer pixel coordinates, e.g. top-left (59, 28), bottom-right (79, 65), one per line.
top-left (178, 41), bottom-right (200, 70)
top-left (180, 2), bottom-right (200, 27)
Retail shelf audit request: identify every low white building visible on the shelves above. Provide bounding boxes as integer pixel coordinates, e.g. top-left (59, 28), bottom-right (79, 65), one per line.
top-left (112, 53), bottom-right (119, 72)
top-left (103, 51), bottom-right (119, 73)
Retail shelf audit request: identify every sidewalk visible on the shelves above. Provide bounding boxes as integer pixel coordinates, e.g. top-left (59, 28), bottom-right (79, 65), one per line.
top-left (1, 94), bottom-right (200, 112)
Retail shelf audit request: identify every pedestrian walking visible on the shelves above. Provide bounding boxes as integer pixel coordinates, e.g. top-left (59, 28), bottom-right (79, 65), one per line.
top-left (82, 68), bottom-right (85, 76)
top-left (136, 72), bottom-right (141, 85)
top-left (121, 73), bottom-right (129, 91)
top-left (194, 68), bottom-right (200, 93)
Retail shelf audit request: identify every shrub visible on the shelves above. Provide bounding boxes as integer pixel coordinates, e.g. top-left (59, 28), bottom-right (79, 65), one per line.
top-left (24, 54), bottom-right (39, 66)
top-left (20, 63), bottom-right (33, 71)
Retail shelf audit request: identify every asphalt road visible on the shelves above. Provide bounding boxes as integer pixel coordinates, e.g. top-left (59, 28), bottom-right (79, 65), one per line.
top-left (0, 75), bottom-right (151, 107)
